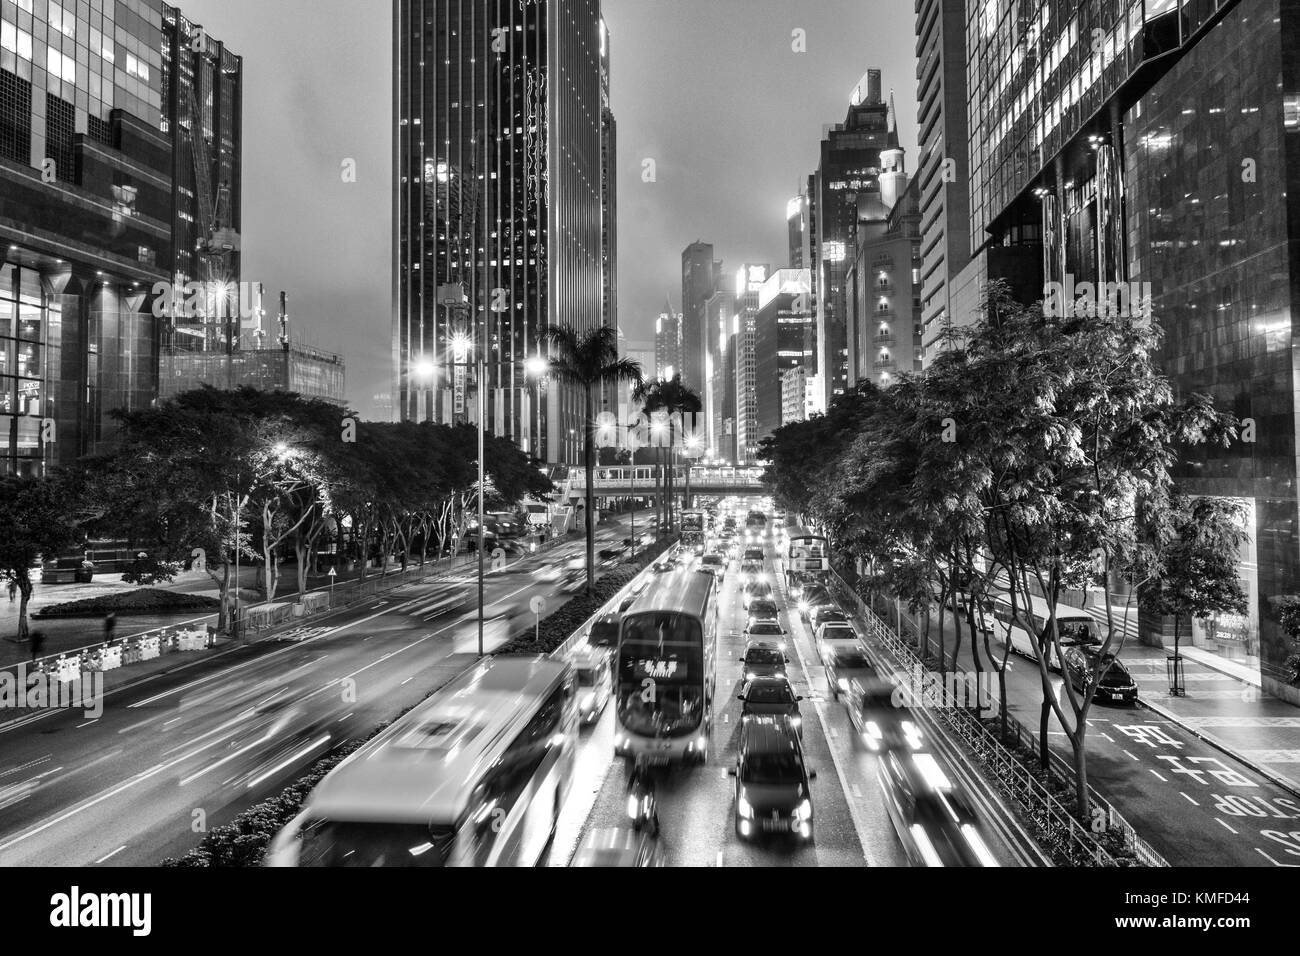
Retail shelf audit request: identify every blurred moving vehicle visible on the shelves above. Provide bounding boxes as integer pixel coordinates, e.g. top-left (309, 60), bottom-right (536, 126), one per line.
top-left (989, 594), bottom-right (1101, 671)
top-left (699, 552), bottom-right (726, 581)
top-left (822, 642), bottom-right (874, 701)
top-left (265, 656), bottom-right (577, 867)
top-left (729, 716), bottom-right (815, 841)
top-left (569, 643), bottom-right (613, 725)
top-left (587, 611), bottom-right (622, 649)
top-left (809, 606), bottom-right (850, 633)
top-left (745, 598), bottom-right (780, 623)
top-left (743, 546), bottom-right (765, 562)
top-left (878, 751), bottom-right (999, 867)
top-left (745, 510), bottom-right (768, 530)
top-left (570, 827), bottom-right (662, 867)
top-left (739, 561), bottom-right (764, 585)
top-left (815, 621), bottom-right (862, 663)
top-left (740, 640), bottom-right (789, 681)
top-left (1062, 645), bottom-right (1138, 704)
top-left (742, 579), bottom-right (774, 609)
top-left (796, 585), bottom-right (834, 619)
top-left (785, 529), bottom-right (829, 589)
top-left (738, 676), bottom-right (803, 738)
top-left (844, 676), bottom-right (923, 752)
top-left (614, 568), bottom-right (718, 765)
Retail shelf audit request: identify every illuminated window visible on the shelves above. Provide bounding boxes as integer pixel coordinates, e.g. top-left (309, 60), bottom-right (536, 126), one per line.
top-left (46, 48), bottom-right (75, 84)
top-left (126, 53), bottom-right (149, 82)
top-left (1, 21), bottom-right (32, 61)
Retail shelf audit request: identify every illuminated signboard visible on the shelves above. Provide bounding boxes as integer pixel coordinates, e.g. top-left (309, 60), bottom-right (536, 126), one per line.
top-left (632, 658), bottom-right (686, 681)
top-left (824, 241), bottom-right (846, 263)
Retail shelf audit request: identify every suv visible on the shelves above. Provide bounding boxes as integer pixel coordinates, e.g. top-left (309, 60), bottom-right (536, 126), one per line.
top-left (729, 716), bottom-right (815, 841)
top-left (746, 598), bottom-right (780, 623)
top-left (809, 606), bottom-right (850, 633)
top-left (699, 552), bottom-right (726, 581)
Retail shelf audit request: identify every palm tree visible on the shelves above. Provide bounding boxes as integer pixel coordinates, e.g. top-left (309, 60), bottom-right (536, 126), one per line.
top-left (633, 374), bottom-right (703, 534)
top-left (543, 325), bottom-right (643, 594)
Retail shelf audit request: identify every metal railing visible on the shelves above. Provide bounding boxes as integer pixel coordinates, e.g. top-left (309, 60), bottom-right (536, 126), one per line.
top-left (831, 571), bottom-right (1167, 866)
top-left (6, 535), bottom-right (578, 688)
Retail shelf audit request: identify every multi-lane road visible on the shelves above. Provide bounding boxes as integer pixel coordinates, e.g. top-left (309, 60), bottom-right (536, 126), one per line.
top-left (0, 521), bottom-right (632, 866)
top-left (545, 533), bottom-right (1024, 867)
top-left (0, 521), bottom-right (1027, 868)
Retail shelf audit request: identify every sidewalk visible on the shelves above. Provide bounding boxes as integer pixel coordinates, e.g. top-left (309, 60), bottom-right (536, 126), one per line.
top-left (907, 595), bottom-right (1300, 794)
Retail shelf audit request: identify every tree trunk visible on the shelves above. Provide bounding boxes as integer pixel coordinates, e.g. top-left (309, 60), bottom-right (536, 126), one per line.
top-left (584, 387), bottom-right (597, 595)
top-left (217, 561), bottom-right (230, 632)
top-left (15, 579), bottom-right (31, 642)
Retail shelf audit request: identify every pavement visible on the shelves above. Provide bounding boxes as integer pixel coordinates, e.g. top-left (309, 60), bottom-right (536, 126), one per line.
top-left (898, 598), bottom-right (1300, 866)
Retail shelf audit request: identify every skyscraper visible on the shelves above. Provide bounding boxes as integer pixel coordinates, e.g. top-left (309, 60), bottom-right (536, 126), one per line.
top-left (914, 0), bottom-right (969, 365)
top-left (654, 296), bottom-right (682, 382)
top-left (392, 0), bottom-right (613, 465)
top-left (0, 0), bottom-right (239, 474)
top-left (731, 264), bottom-right (767, 464)
top-left (754, 268), bottom-right (812, 443)
top-left (680, 240), bottom-right (719, 395)
top-left (704, 285), bottom-right (734, 460)
top-left (809, 69), bottom-right (901, 411)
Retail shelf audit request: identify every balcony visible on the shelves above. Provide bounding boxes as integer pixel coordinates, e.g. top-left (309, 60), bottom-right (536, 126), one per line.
top-left (873, 332), bottom-right (895, 345)
top-left (873, 358), bottom-right (896, 370)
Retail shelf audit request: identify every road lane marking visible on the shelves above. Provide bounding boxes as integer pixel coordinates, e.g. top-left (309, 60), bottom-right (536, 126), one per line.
top-left (246, 735), bottom-right (330, 789)
top-left (1123, 750), bottom-right (1139, 761)
top-left (94, 846), bottom-right (126, 864)
top-left (1181, 792), bottom-right (1199, 806)
top-left (75, 719), bottom-right (99, 729)
top-left (1149, 770), bottom-right (1167, 782)
top-left (1216, 818), bottom-right (1238, 834)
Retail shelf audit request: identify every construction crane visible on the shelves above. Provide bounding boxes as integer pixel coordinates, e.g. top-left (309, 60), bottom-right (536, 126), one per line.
top-left (181, 77), bottom-right (240, 343)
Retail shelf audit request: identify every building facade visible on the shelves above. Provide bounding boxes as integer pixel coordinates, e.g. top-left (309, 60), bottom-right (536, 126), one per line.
top-left (704, 285), bottom-right (734, 461)
top-left (808, 69), bottom-right (901, 412)
top-left (392, 0), bottom-right (613, 465)
top-left (961, 0), bottom-right (1300, 698)
top-left (848, 176), bottom-right (923, 388)
top-left (0, 0), bottom-right (239, 475)
top-left (753, 268), bottom-right (811, 446)
top-left (914, 0), bottom-right (969, 364)
top-left (680, 240), bottom-right (719, 396)
top-left (654, 297), bottom-right (682, 382)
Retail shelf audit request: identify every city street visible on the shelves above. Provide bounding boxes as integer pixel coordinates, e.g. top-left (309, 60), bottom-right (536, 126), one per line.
top-left (0, 521), bottom-right (632, 866)
top-left (546, 534), bottom-right (1023, 867)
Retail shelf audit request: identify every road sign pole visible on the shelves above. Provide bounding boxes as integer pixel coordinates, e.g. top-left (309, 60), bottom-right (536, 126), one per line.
top-left (328, 566), bottom-right (337, 608)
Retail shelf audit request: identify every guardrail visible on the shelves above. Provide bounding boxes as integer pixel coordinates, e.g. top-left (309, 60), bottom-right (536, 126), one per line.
top-left (831, 571), bottom-right (1167, 867)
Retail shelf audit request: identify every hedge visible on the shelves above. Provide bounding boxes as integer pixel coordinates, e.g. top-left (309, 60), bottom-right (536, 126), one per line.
top-left (160, 536), bottom-right (674, 866)
top-left (35, 588), bottom-right (221, 618)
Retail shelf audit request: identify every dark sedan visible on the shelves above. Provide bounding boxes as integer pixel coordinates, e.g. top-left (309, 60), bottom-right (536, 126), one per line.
top-left (1062, 646), bottom-right (1138, 704)
top-left (737, 676), bottom-right (803, 738)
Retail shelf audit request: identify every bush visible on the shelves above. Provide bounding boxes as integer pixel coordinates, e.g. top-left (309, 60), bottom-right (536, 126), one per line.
top-left (35, 588), bottom-right (220, 618)
top-left (121, 557), bottom-right (183, 586)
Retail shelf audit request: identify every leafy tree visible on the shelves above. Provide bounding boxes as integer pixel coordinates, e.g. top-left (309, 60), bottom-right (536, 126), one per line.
top-left (1140, 495), bottom-right (1250, 694)
top-left (544, 325), bottom-right (643, 594)
top-left (0, 473), bottom-right (92, 642)
top-left (1269, 596), bottom-right (1300, 684)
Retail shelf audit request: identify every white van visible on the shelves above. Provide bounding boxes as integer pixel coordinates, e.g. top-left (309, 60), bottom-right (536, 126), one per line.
top-left (988, 594), bottom-right (1100, 671)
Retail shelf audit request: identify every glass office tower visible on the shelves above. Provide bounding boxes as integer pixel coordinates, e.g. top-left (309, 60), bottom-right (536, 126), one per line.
top-left (393, 0), bottom-right (613, 465)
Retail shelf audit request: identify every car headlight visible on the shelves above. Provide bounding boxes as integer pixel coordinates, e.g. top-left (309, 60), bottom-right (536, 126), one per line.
top-left (789, 716), bottom-right (802, 728)
top-left (902, 720), bottom-right (923, 750)
top-left (798, 601), bottom-right (809, 613)
top-left (580, 693), bottom-right (596, 711)
top-left (626, 794), bottom-right (641, 818)
top-left (793, 799), bottom-right (812, 821)
top-left (837, 678), bottom-right (849, 691)
top-left (738, 795), bottom-right (754, 820)
top-left (745, 671), bottom-right (756, 680)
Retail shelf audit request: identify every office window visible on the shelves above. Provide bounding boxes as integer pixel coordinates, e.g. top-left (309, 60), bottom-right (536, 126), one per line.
top-left (1, 21), bottom-right (32, 61)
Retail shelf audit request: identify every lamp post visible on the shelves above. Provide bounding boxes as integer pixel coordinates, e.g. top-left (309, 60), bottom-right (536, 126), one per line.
top-left (525, 354), bottom-right (548, 460)
top-left (626, 424), bottom-right (644, 559)
top-left (651, 420), bottom-right (667, 539)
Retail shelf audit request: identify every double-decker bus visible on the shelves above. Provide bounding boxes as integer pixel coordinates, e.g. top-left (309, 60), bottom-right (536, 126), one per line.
top-left (785, 526), bottom-right (830, 592)
top-left (265, 656), bottom-right (577, 867)
top-left (680, 509), bottom-right (707, 550)
top-left (614, 567), bottom-right (718, 764)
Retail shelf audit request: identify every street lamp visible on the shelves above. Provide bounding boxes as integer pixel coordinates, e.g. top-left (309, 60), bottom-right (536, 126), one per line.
top-left (525, 355), bottom-right (548, 459)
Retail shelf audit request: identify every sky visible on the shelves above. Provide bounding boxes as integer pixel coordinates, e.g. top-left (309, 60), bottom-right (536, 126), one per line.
top-left (180, 0), bottom-right (919, 419)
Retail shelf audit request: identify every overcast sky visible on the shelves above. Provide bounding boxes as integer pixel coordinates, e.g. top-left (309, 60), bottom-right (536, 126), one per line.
top-left (181, 0), bottom-right (918, 419)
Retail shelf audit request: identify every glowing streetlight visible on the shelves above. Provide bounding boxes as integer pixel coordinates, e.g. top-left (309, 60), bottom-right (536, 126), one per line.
top-left (413, 358), bottom-right (437, 381)
top-left (525, 355), bottom-right (548, 378)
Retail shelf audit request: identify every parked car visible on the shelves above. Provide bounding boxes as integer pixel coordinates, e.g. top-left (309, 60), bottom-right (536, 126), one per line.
top-left (1062, 646), bottom-right (1138, 704)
